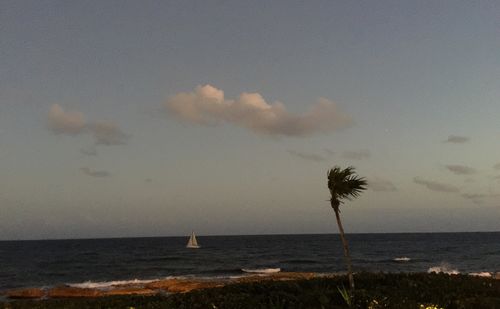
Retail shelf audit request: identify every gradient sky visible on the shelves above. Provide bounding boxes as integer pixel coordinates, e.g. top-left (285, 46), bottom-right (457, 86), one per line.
top-left (1, 1), bottom-right (499, 240)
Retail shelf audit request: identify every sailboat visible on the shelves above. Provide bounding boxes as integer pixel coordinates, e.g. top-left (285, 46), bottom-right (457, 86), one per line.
top-left (186, 231), bottom-right (200, 249)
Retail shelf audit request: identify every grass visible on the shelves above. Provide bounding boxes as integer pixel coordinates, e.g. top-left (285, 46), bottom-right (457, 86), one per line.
top-left (2, 273), bottom-right (500, 309)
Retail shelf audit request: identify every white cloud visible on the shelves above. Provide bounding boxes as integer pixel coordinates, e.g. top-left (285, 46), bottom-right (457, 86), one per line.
top-left (413, 177), bottom-right (459, 193)
top-left (368, 177), bottom-right (397, 192)
top-left (165, 85), bottom-right (352, 137)
top-left (445, 165), bottom-right (476, 175)
top-left (443, 135), bottom-right (469, 143)
top-left (342, 149), bottom-right (370, 160)
top-left (48, 104), bottom-right (86, 135)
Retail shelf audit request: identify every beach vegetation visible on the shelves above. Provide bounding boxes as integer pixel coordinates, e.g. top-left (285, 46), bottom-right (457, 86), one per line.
top-left (337, 284), bottom-right (352, 307)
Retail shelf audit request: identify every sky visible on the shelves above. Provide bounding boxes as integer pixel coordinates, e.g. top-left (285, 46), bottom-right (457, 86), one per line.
top-left (1, 1), bottom-right (499, 240)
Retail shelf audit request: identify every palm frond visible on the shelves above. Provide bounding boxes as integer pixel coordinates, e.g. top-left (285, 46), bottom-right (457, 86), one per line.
top-left (327, 166), bottom-right (367, 205)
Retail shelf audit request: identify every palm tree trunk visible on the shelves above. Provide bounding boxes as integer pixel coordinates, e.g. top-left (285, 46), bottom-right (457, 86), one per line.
top-left (333, 208), bottom-right (355, 299)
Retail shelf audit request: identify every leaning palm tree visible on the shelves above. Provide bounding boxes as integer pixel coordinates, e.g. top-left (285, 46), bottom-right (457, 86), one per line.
top-left (327, 166), bottom-right (367, 299)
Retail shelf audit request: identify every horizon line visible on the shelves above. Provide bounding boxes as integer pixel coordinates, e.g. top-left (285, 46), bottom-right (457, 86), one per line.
top-left (1, 230), bottom-right (499, 242)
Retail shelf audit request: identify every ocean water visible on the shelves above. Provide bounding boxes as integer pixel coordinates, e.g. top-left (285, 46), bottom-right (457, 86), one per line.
top-left (0, 232), bottom-right (499, 291)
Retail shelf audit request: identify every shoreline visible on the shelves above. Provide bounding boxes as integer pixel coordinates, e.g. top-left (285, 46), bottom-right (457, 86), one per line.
top-left (3, 271), bottom-right (500, 300)
top-left (2, 272), bottom-right (321, 300)
top-left (3, 272), bottom-right (500, 308)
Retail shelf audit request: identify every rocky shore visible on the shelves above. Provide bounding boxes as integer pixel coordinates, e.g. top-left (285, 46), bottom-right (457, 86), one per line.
top-left (3, 272), bottom-right (319, 300)
top-left (3, 272), bottom-right (500, 308)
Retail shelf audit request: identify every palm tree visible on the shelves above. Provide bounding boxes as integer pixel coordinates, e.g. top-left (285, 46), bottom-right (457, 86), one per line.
top-left (327, 166), bottom-right (367, 299)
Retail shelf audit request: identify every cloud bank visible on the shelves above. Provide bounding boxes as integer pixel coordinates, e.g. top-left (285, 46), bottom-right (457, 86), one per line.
top-left (47, 104), bottom-right (128, 145)
top-left (444, 135), bottom-right (469, 143)
top-left (413, 177), bottom-right (459, 193)
top-left (445, 165), bottom-right (476, 175)
top-left (80, 167), bottom-right (110, 178)
top-left (165, 85), bottom-right (352, 137)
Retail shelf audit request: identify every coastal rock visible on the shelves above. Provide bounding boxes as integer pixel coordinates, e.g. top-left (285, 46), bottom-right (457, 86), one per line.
top-left (3, 272), bottom-right (322, 300)
top-left (236, 272), bottom-right (317, 283)
top-left (146, 279), bottom-right (224, 293)
top-left (102, 288), bottom-right (157, 296)
top-left (47, 286), bottom-right (103, 298)
top-left (269, 272), bottom-right (317, 280)
top-left (6, 288), bottom-right (45, 299)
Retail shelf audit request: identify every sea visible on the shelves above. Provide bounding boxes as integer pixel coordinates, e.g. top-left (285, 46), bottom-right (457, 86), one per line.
top-left (1, 232), bottom-right (499, 292)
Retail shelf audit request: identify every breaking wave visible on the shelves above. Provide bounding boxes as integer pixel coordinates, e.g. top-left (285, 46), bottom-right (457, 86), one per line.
top-left (427, 263), bottom-right (459, 275)
top-left (393, 257), bottom-right (411, 262)
top-left (68, 278), bottom-right (164, 289)
top-left (241, 268), bottom-right (281, 274)
top-left (68, 268), bottom-right (283, 290)
top-left (468, 272), bottom-right (492, 277)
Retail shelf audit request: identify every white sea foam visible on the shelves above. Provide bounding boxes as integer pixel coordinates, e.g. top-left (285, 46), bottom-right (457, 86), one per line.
top-left (241, 268), bottom-right (281, 274)
top-left (393, 257), bottom-right (411, 262)
top-left (468, 272), bottom-right (492, 277)
top-left (228, 275), bottom-right (247, 279)
top-left (427, 263), bottom-right (459, 275)
top-left (68, 278), bottom-right (160, 289)
top-left (68, 274), bottom-right (246, 289)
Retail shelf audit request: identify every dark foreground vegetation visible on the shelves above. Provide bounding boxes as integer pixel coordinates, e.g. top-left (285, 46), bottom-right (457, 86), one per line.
top-left (3, 273), bottom-right (500, 309)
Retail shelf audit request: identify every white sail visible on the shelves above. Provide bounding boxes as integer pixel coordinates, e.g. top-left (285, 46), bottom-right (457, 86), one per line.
top-left (186, 231), bottom-right (200, 248)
